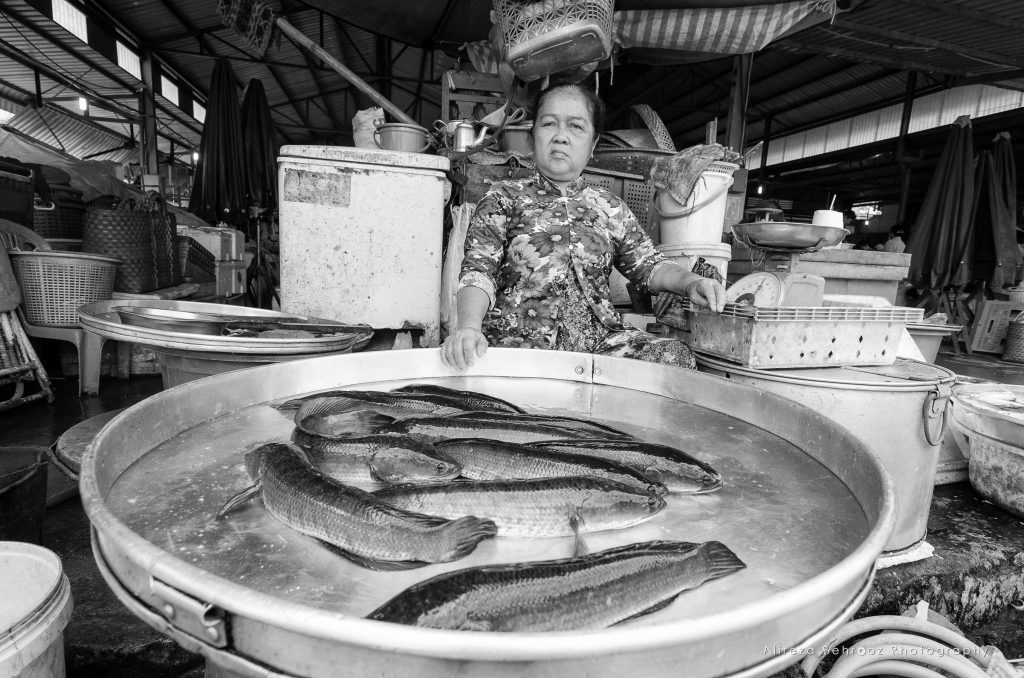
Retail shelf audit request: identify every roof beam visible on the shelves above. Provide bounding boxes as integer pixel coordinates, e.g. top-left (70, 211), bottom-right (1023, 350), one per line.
top-left (779, 39), bottom-right (971, 77)
top-left (834, 19), bottom-right (1024, 70)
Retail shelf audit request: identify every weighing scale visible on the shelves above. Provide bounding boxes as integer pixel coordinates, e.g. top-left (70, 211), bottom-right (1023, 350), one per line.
top-left (728, 221), bottom-right (849, 307)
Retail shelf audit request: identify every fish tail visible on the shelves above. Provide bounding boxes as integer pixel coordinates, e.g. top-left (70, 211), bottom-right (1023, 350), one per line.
top-left (438, 515), bottom-right (499, 562)
top-left (700, 541), bottom-right (747, 580)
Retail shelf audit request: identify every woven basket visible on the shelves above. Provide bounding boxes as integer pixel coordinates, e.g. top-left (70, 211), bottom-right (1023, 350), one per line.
top-left (177, 236), bottom-right (216, 283)
top-left (9, 251), bottom-right (119, 327)
top-left (1003, 319), bottom-right (1024, 363)
top-left (82, 205), bottom-right (157, 294)
top-left (493, 0), bottom-right (614, 82)
top-left (33, 186), bottom-right (85, 239)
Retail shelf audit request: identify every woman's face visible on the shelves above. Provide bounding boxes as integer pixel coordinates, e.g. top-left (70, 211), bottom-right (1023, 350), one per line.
top-left (532, 89), bottom-right (598, 186)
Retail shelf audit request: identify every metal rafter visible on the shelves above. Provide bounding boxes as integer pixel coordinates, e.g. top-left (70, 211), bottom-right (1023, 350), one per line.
top-left (779, 39), bottom-right (974, 77)
top-left (278, 22), bottom-right (344, 131)
top-left (834, 18), bottom-right (1024, 70)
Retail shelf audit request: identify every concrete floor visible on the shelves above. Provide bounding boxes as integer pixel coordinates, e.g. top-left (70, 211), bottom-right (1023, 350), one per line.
top-left (2, 342), bottom-right (1023, 676)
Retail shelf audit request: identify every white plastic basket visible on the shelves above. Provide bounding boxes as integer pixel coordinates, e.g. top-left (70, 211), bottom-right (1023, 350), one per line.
top-left (684, 300), bottom-right (925, 369)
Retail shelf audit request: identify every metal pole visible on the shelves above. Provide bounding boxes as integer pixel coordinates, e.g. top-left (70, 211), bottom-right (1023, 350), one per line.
top-left (896, 71), bottom-right (917, 226)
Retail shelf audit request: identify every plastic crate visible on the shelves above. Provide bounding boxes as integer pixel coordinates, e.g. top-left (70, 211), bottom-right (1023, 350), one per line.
top-left (581, 167), bottom-right (655, 229)
top-left (177, 236), bottom-right (216, 283)
top-left (970, 299), bottom-right (1024, 354)
top-left (684, 300), bottom-right (925, 369)
top-left (9, 251), bottom-right (120, 327)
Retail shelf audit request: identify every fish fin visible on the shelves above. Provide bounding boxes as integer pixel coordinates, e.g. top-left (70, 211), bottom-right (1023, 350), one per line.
top-left (317, 541), bottom-right (430, 571)
top-left (569, 510), bottom-right (590, 558)
top-left (216, 483), bottom-right (261, 519)
top-left (440, 516), bottom-right (499, 561)
top-left (612, 595), bottom-right (680, 626)
top-left (459, 617), bottom-right (494, 632)
top-left (701, 541), bottom-right (747, 580)
top-left (293, 396), bottom-right (363, 421)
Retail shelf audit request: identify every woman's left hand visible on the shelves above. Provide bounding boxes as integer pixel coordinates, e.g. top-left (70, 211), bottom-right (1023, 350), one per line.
top-left (686, 278), bottom-right (726, 313)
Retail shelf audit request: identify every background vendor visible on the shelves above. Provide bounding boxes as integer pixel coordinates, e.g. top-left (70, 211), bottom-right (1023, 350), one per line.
top-left (441, 83), bottom-right (726, 371)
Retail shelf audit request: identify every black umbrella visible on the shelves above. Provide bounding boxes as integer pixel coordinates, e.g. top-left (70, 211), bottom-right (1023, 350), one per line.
top-left (969, 132), bottom-right (1019, 290)
top-left (906, 115), bottom-right (975, 291)
top-left (240, 79), bottom-right (279, 214)
top-left (189, 59), bottom-right (247, 227)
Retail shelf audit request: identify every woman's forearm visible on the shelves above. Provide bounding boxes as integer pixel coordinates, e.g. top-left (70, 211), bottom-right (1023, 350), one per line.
top-left (649, 262), bottom-right (703, 295)
top-left (455, 286), bottom-right (490, 331)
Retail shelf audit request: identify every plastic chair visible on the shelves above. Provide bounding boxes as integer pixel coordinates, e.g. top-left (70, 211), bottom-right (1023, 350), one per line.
top-left (0, 218), bottom-right (106, 396)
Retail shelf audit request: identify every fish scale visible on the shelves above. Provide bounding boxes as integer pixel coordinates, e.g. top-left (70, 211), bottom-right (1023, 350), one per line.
top-left (381, 417), bottom-right (585, 444)
top-left (367, 540), bottom-right (747, 631)
top-left (373, 476), bottom-right (665, 538)
top-left (225, 443), bottom-right (497, 568)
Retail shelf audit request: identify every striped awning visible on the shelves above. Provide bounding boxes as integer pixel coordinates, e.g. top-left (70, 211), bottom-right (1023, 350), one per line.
top-left (464, 1), bottom-right (837, 73)
top-left (616, 1), bottom-right (837, 62)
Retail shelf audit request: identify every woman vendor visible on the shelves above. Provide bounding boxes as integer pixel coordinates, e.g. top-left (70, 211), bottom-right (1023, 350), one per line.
top-left (441, 83), bottom-right (726, 370)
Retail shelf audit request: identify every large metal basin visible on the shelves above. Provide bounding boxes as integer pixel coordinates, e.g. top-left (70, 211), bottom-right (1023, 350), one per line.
top-left (80, 349), bottom-right (895, 678)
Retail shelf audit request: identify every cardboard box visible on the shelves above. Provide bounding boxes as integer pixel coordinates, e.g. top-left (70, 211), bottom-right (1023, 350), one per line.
top-left (215, 260), bottom-right (247, 297)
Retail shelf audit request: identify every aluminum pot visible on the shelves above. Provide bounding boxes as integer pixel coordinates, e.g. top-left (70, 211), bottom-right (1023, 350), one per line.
top-left (80, 349), bottom-right (894, 678)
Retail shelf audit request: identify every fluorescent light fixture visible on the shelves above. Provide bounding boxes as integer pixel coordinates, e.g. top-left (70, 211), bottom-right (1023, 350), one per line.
top-left (192, 151), bottom-right (199, 162)
top-left (78, 97), bottom-right (88, 111)
top-left (757, 184), bottom-right (763, 195)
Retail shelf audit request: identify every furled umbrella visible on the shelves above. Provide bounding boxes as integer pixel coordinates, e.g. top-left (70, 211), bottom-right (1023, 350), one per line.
top-left (968, 132), bottom-right (1019, 291)
top-left (240, 78), bottom-right (279, 214)
top-left (189, 59), bottom-right (247, 228)
top-left (906, 115), bottom-right (975, 291)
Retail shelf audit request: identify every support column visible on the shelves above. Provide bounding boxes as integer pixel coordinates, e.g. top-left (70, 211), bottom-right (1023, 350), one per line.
top-left (726, 53), bottom-right (752, 153)
top-left (896, 71), bottom-right (917, 226)
top-left (139, 49), bottom-right (159, 174)
top-left (759, 115), bottom-right (773, 183)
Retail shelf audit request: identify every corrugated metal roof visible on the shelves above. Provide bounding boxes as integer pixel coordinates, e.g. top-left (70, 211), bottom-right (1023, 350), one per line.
top-left (4, 105), bottom-right (137, 163)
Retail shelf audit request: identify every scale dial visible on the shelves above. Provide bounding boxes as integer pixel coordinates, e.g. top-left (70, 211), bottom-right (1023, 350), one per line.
top-left (726, 272), bottom-right (785, 307)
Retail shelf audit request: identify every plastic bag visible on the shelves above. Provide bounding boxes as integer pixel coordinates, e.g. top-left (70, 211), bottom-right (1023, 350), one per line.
top-left (352, 107), bottom-right (385, 149)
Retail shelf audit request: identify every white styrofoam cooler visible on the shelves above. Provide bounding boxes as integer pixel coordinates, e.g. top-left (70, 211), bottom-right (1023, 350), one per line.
top-left (278, 146), bottom-right (450, 346)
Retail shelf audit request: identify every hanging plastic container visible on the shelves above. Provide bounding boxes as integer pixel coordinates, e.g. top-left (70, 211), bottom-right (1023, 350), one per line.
top-left (0, 542), bottom-right (74, 678)
top-left (697, 356), bottom-right (955, 553)
top-left (656, 162), bottom-right (737, 246)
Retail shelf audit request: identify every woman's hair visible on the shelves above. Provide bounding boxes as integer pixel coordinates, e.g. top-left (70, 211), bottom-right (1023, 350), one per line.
top-left (531, 82), bottom-right (606, 137)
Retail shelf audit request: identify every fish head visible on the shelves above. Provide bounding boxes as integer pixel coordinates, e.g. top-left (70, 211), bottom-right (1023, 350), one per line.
top-left (369, 446), bottom-right (462, 483)
top-left (242, 443), bottom-right (275, 479)
top-left (576, 482), bottom-right (666, 529)
top-left (645, 464), bottom-right (723, 494)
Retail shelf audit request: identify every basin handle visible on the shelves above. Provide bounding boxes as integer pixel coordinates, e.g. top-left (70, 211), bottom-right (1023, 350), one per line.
top-left (922, 383), bottom-right (952, 447)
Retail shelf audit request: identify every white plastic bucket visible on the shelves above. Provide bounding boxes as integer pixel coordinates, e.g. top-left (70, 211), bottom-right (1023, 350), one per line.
top-left (656, 161), bottom-right (737, 246)
top-left (0, 542), bottom-right (74, 678)
top-left (657, 242), bottom-right (732, 280)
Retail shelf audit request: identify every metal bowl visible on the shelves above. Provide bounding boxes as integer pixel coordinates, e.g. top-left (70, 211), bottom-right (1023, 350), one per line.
top-left (732, 222), bottom-right (849, 251)
top-left (113, 307), bottom-right (232, 335)
top-left (80, 349), bottom-right (894, 678)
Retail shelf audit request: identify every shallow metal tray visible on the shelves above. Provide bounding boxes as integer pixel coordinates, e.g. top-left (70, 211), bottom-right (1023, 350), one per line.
top-left (80, 349), bottom-right (894, 678)
top-left (732, 222), bottom-right (849, 251)
top-left (80, 299), bottom-right (373, 354)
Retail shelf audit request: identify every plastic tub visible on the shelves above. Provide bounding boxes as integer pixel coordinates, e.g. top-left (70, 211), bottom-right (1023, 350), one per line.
top-left (656, 242), bottom-right (731, 281)
top-left (0, 447), bottom-right (49, 545)
top-left (697, 356), bottom-right (955, 553)
top-left (655, 162), bottom-right (737, 246)
top-left (0, 542), bottom-right (74, 678)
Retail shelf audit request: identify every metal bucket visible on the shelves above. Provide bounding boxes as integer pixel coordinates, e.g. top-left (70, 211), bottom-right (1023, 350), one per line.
top-left (697, 356), bottom-right (954, 553)
top-left (80, 349), bottom-right (894, 678)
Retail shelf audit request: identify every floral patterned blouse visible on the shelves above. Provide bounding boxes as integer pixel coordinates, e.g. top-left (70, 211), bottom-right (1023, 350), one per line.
top-left (458, 172), bottom-right (668, 349)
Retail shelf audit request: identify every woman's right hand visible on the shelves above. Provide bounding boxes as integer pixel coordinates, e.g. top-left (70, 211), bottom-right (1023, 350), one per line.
top-left (441, 328), bottom-right (489, 370)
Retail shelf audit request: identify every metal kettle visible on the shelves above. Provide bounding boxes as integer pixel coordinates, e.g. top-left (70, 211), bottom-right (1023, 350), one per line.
top-left (453, 122), bottom-right (488, 152)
